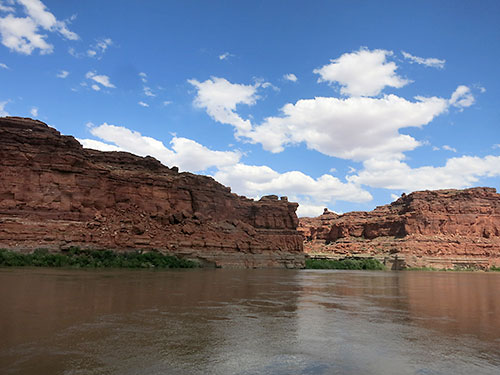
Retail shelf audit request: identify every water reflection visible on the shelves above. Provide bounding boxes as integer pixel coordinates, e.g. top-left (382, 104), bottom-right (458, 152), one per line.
top-left (0, 268), bottom-right (499, 374)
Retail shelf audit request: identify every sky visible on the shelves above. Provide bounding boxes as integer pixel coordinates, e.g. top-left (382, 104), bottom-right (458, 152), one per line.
top-left (1, 0), bottom-right (499, 216)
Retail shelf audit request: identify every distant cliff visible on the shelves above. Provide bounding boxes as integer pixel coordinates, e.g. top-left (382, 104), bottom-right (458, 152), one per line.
top-left (0, 117), bottom-right (304, 268)
top-left (299, 188), bottom-right (500, 269)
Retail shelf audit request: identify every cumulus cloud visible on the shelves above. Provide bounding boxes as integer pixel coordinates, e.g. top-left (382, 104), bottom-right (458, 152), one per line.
top-left (56, 69), bottom-right (68, 78)
top-left (87, 37), bottom-right (112, 58)
top-left (449, 85), bottom-right (475, 109)
top-left (248, 94), bottom-right (449, 161)
top-left (138, 101), bottom-right (149, 107)
top-left (188, 77), bottom-right (259, 134)
top-left (86, 71), bottom-right (115, 89)
top-left (283, 73), bottom-right (297, 82)
top-left (0, 62), bottom-right (8, 69)
top-left (296, 203), bottom-right (331, 218)
top-left (91, 84), bottom-right (100, 91)
top-left (139, 72), bottom-right (147, 83)
top-left (78, 138), bottom-right (123, 152)
top-left (80, 123), bottom-right (241, 172)
top-left (189, 73), bottom-right (475, 165)
top-left (0, 100), bottom-right (9, 116)
top-left (313, 48), bottom-right (410, 97)
top-left (30, 106), bottom-right (37, 117)
top-left (0, 0), bottom-right (78, 55)
top-left (214, 163), bottom-right (372, 207)
top-left (402, 51), bottom-right (445, 69)
top-left (348, 155), bottom-right (500, 191)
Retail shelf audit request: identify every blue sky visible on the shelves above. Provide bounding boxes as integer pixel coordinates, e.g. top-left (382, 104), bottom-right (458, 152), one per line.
top-left (1, 0), bottom-right (499, 216)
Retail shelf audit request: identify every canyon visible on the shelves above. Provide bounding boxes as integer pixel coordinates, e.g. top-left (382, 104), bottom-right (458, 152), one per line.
top-left (299, 188), bottom-right (500, 269)
top-left (2, 117), bottom-right (500, 270)
top-left (0, 117), bottom-right (304, 268)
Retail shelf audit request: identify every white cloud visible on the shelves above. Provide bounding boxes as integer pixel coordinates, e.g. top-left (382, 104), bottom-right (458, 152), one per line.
top-left (81, 123), bottom-right (241, 172)
top-left (349, 155), bottom-right (500, 192)
top-left (442, 145), bottom-right (457, 152)
top-left (390, 193), bottom-right (400, 201)
top-left (86, 71), bottom-right (115, 89)
top-left (260, 81), bottom-right (280, 92)
top-left (17, 0), bottom-right (77, 40)
top-left (138, 101), bottom-right (149, 107)
top-left (248, 94), bottom-right (448, 161)
top-left (0, 1), bottom-right (15, 13)
top-left (30, 106), bottom-right (37, 117)
top-left (78, 138), bottom-right (123, 152)
top-left (56, 69), bottom-right (68, 78)
top-left (188, 77), bottom-right (259, 134)
top-left (449, 85), bottom-right (474, 109)
top-left (296, 203), bottom-right (329, 218)
top-left (0, 0), bottom-right (78, 55)
top-left (0, 14), bottom-right (52, 54)
top-left (87, 37), bottom-right (112, 59)
top-left (138, 72), bottom-right (156, 97)
top-left (189, 77), bottom-right (472, 163)
top-left (219, 52), bottom-right (232, 60)
top-left (402, 51), bottom-right (445, 69)
top-left (0, 62), bottom-right (8, 69)
top-left (68, 46), bottom-right (79, 57)
top-left (91, 84), bottom-right (100, 91)
top-left (0, 100), bottom-right (9, 116)
top-left (214, 163), bottom-right (372, 213)
top-left (163, 100), bottom-right (172, 106)
top-left (143, 86), bottom-right (155, 97)
top-left (283, 73), bottom-right (297, 82)
top-left (313, 48), bottom-right (410, 97)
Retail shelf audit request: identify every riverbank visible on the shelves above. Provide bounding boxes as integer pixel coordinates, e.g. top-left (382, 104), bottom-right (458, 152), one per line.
top-left (0, 248), bottom-right (199, 269)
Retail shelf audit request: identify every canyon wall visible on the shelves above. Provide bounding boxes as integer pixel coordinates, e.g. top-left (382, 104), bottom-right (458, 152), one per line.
top-left (0, 117), bottom-right (304, 268)
top-left (299, 188), bottom-right (500, 269)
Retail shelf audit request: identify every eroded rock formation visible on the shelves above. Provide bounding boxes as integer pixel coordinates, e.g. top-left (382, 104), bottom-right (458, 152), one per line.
top-left (0, 117), bottom-right (304, 268)
top-left (299, 188), bottom-right (500, 269)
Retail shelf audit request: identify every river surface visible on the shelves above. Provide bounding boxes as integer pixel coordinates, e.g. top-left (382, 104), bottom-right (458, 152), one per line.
top-left (0, 268), bottom-right (499, 375)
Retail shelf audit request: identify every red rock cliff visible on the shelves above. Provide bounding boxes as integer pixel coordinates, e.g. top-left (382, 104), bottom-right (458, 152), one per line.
top-left (0, 117), bottom-right (304, 268)
top-left (299, 188), bottom-right (500, 269)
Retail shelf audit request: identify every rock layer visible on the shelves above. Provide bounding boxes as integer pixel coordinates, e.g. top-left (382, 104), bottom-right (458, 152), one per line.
top-left (0, 117), bottom-right (304, 268)
top-left (299, 188), bottom-right (500, 269)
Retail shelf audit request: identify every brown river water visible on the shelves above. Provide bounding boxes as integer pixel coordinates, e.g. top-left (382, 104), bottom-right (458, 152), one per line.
top-left (0, 268), bottom-right (499, 375)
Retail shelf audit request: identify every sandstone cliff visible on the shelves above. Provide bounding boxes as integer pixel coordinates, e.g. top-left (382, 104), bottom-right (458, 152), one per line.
top-left (0, 117), bottom-right (304, 268)
top-left (299, 188), bottom-right (500, 269)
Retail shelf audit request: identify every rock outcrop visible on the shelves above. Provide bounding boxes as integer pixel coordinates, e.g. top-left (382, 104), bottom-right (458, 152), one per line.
top-left (299, 188), bottom-right (500, 269)
top-left (0, 117), bottom-right (304, 268)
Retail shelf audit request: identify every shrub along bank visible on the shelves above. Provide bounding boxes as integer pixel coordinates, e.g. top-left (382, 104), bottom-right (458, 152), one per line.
top-left (305, 258), bottom-right (385, 270)
top-left (0, 248), bottom-right (199, 269)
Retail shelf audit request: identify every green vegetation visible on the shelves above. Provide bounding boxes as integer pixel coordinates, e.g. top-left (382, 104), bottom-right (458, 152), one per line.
top-left (305, 258), bottom-right (385, 270)
top-left (405, 266), bottom-right (441, 271)
top-left (406, 266), bottom-right (495, 272)
top-left (0, 248), bottom-right (199, 269)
